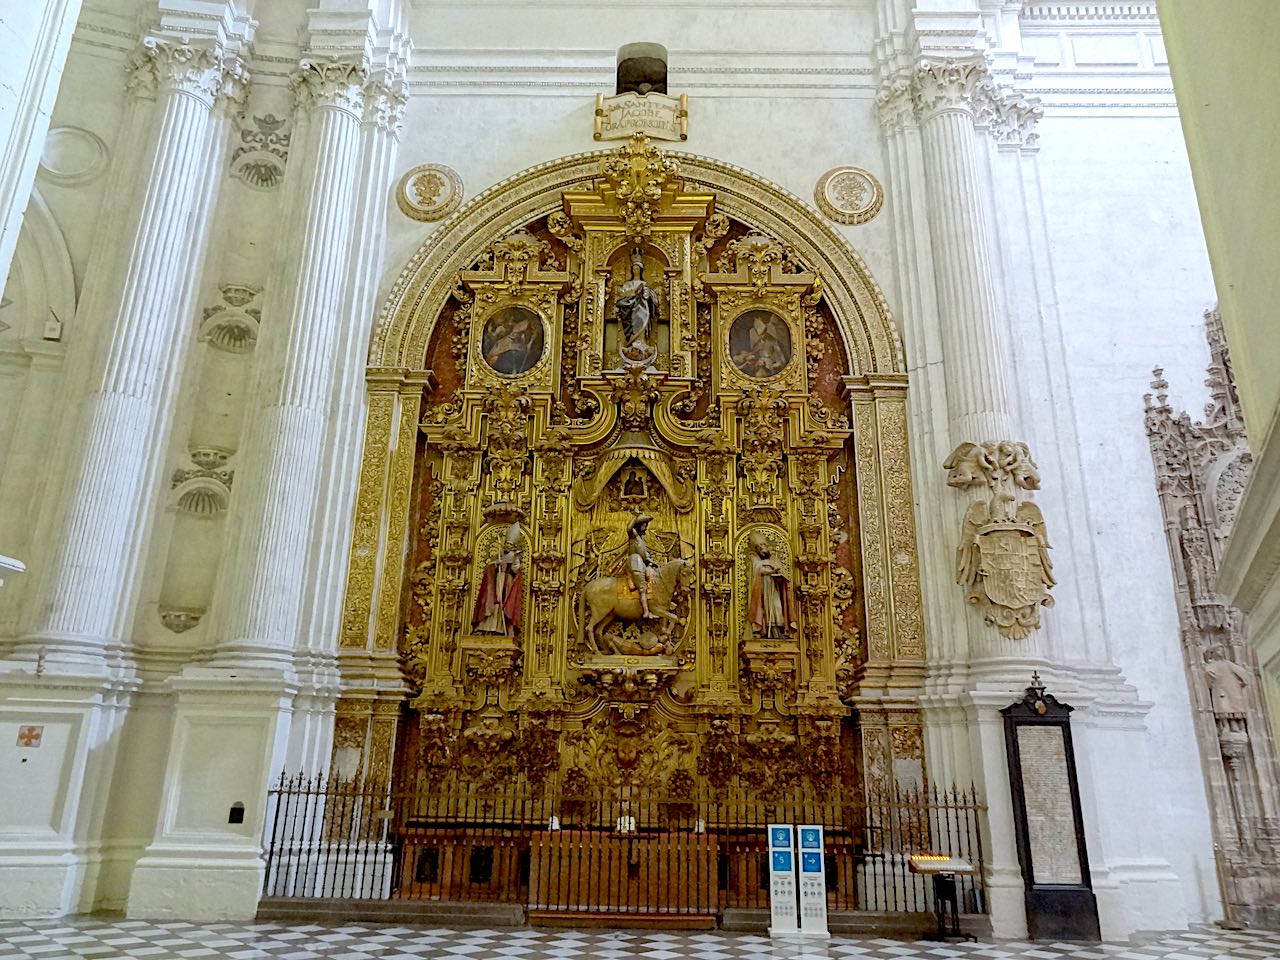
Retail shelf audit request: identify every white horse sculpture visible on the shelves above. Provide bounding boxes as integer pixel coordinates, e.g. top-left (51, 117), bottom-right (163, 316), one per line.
top-left (580, 558), bottom-right (693, 655)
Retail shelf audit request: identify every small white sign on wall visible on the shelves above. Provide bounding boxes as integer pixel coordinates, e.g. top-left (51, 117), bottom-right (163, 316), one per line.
top-left (767, 823), bottom-right (798, 936)
top-left (797, 824), bottom-right (829, 936)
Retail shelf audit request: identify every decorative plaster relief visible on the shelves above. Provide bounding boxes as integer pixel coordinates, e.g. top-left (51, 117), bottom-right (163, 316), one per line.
top-left (814, 166), bottom-right (883, 225)
top-left (395, 163), bottom-right (464, 223)
top-left (125, 37), bottom-right (248, 108)
top-left (943, 440), bottom-right (1055, 639)
top-left (158, 605), bottom-right (204, 633)
top-left (199, 283), bottom-right (261, 353)
top-left (38, 127), bottom-right (108, 187)
top-left (229, 114), bottom-right (290, 190)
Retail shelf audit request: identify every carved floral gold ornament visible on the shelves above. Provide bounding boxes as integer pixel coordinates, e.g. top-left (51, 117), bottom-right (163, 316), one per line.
top-left (814, 166), bottom-right (884, 225)
top-left (395, 162), bottom-right (464, 222)
top-left (599, 132), bottom-right (680, 242)
top-left (944, 441), bottom-right (1055, 639)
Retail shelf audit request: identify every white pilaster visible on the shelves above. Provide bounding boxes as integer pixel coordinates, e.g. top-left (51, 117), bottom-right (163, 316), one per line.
top-left (0, 0), bottom-right (83, 294)
top-left (913, 58), bottom-right (1018, 446)
top-left (14, 37), bottom-right (247, 668)
top-left (209, 57), bottom-right (370, 671)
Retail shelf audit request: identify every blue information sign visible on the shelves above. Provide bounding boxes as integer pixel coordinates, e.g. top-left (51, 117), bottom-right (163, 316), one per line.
top-left (771, 827), bottom-right (791, 848)
top-left (800, 828), bottom-right (821, 849)
top-left (772, 850), bottom-right (793, 872)
top-left (802, 852), bottom-right (822, 873)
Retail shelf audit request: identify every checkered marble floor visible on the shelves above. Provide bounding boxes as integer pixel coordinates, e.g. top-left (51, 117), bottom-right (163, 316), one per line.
top-left (0, 919), bottom-right (1277, 960)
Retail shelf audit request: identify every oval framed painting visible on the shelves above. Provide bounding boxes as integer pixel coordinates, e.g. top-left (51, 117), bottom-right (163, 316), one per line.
top-left (728, 309), bottom-right (792, 379)
top-left (480, 305), bottom-right (545, 376)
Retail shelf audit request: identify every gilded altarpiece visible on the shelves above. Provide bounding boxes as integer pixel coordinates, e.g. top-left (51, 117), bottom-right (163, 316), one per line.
top-left (338, 139), bottom-right (927, 811)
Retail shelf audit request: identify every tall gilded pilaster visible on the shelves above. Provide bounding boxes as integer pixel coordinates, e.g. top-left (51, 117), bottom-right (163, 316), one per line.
top-left (15, 36), bottom-right (247, 665)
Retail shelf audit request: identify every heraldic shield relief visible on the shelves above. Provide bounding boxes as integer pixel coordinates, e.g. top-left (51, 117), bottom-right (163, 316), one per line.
top-left (945, 441), bottom-right (1055, 640)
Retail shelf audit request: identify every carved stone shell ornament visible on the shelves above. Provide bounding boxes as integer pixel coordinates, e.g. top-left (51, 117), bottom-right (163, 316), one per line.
top-left (814, 166), bottom-right (884, 226)
top-left (396, 162), bottom-right (464, 222)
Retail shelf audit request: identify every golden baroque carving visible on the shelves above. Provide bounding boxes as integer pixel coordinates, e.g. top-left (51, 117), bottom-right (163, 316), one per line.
top-left (600, 132), bottom-right (680, 242)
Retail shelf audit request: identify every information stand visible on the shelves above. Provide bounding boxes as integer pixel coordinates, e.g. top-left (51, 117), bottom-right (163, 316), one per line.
top-left (766, 823), bottom-right (798, 936)
top-left (797, 825), bottom-right (829, 936)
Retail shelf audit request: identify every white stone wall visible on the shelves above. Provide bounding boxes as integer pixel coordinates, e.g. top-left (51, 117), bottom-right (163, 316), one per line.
top-left (0, 0), bottom-right (1225, 933)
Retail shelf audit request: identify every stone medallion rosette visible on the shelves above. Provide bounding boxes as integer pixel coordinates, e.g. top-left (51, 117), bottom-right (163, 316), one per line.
top-left (396, 163), bottom-right (464, 222)
top-left (814, 166), bottom-right (883, 225)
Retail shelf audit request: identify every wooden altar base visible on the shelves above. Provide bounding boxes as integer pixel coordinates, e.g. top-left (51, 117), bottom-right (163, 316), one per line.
top-left (528, 910), bottom-right (717, 929)
top-left (528, 830), bottom-right (719, 917)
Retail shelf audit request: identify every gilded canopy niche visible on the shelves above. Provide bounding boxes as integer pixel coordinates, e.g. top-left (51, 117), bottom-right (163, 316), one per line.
top-left (342, 137), bottom-right (926, 803)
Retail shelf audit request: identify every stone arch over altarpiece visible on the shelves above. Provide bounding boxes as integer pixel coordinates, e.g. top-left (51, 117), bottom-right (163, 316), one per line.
top-left (339, 146), bottom-right (927, 794)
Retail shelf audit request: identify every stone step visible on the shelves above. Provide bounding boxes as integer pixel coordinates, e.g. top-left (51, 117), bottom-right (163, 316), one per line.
top-left (256, 898), bottom-right (525, 928)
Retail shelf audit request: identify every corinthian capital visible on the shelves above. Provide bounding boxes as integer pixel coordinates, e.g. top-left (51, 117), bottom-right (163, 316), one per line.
top-left (291, 56), bottom-right (370, 116)
top-left (126, 37), bottom-right (244, 106)
top-left (875, 73), bottom-right (916, 135)
top-left (910, 57), bottom-right (996, 121)
top-left (362, 70), bottom-right (409, 133)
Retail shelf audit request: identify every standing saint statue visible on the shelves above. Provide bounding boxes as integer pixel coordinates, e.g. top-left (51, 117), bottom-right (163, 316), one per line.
top-left (615, 249), bottom-right (660, 362)
top-left (473, 523), bottom-right (523, 635)
top-left (747, 532), bottom-right (796, 638)
top-left (1204, 645), bottom-right (1251, 721)
top-left (626, 512), bottom-right (660, 619)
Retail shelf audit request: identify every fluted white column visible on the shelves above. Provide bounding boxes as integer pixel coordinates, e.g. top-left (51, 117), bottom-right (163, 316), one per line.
top-left (210, 57), bottom-right (379, 669)
top-left (912, 58), bottom-right (1018, 445)
top-left (16, 38), bottom-right (244, 665)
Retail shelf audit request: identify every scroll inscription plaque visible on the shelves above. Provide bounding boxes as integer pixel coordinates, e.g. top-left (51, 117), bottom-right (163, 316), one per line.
top-left (1015, 725), bottom-right (1082, 885)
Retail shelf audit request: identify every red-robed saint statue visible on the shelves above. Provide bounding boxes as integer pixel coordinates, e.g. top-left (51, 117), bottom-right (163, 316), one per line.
top-left (472, 523), bottom-right (524, 636)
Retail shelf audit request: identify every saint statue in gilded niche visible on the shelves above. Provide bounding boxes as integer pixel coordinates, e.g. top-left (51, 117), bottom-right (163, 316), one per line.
top-left (472, 523), bottom-right (523, 635)
top-left (730, 309), bottom-right (792, 379)
top-left (615, 249), bottom-right (660, 363)
top-left (482, 306), bottom-right (544, 375)
top-left (747, 532), bottom-right (796, 638)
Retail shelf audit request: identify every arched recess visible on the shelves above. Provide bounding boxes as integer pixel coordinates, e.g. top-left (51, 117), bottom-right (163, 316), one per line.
top-left (371, 150), bottom-right (904, 376)
top-left (337, 146), bottom-right (927, 794)
top-left (0, 189), bottom-right (75, 634)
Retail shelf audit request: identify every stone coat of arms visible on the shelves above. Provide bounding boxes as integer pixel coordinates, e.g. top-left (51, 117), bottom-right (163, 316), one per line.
top-left (944, 441), bottom-right (1055, 639)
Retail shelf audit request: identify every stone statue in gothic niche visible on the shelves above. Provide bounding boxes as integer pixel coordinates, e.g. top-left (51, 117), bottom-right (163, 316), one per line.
top-left (747, 532), bottom-right (796, 638)
top-left (1204, 645), bottom-right (1251, 722)
top-left (615, 248), bottom-right (660, 365)
top-left (472, 523), bottom-right (523, 635)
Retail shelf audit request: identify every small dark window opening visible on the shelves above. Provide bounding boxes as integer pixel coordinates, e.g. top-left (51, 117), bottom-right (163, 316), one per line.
top-left (469, 845), bottom-right (495, 885)
top-left (415, 847), bottom-right (440, 884)
top-left (228, 802), bottom-right (245, 825)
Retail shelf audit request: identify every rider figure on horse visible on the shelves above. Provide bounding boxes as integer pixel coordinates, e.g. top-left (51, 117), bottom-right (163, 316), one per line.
top-left (626, 513), bottom-right (660, 619)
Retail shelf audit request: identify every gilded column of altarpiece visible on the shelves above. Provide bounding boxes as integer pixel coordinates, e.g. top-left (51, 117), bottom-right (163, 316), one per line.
top-left (339, 139), bottom-right (927, 804)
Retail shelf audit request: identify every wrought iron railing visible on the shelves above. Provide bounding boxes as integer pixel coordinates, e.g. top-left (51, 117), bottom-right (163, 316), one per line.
top-left (261, 775), bottom-right (987, 917)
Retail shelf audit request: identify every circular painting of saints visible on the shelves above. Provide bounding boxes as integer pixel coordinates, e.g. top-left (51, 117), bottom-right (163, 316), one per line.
top-left (729, 309), bottom-right (792, 379)
top-left (481, 305), bottom-right (544, 376)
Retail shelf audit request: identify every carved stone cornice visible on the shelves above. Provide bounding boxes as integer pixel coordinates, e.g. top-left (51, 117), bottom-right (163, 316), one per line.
top-left (291, 56), bottom-right (370, 117)
top-left (125, 37), bottom-right (248, 108)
